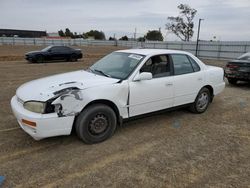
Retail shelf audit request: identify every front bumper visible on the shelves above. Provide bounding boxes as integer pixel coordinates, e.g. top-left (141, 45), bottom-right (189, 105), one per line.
top-left (25, 56), bottom-right (33, 61)
top-left (11, 96), bottom-right (74, 140)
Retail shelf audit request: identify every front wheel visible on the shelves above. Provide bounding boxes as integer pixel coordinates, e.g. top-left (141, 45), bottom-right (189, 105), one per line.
top-left (35, 55), bottom-right (44, 63)
top-left (189, 88), bottom-right (211, 114)
top-left (75, 104), bottom-right (117, 144)
top-left (69, 54), bottom-right (77, 62)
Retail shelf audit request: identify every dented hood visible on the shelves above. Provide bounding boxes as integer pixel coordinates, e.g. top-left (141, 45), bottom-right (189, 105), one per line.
top-left (16, 70), bottom-right (119, 102)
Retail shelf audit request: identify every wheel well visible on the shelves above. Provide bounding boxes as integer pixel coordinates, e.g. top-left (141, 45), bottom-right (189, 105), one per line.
top-left (35, 54), bottom-right (44, 60)
top-left (203, 85), bottom-right (214, 101)
top-left (82, 100), bottom-right (121, 124)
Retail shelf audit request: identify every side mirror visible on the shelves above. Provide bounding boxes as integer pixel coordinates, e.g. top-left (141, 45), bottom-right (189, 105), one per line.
top-left (134, 72), bottom-right (153, 81)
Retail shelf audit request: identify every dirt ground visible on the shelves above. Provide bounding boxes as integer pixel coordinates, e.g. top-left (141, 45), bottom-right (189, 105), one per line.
top-left (0, 45), bottom-right (249, 188)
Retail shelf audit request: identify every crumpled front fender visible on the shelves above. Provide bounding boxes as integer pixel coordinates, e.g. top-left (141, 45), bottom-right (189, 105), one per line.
top-left (52, 89), bottom-right (83, 116)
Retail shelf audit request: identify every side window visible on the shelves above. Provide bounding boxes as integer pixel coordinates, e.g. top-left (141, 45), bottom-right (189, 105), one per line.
top-left (51, 47), bottom-right (68, 52)
top-left (60, 47), bottom-right (67, 52)
top-left (51, 47), bottom-right (60, 52)
top-left (140, 55), bottom-right (170, 78)
top-left (188, 56), bottom-right (201, 72)
top-left (171, 54), bottom-right (194, 75)
top-left (58, 47), bottom-right (68, 52)
top-left (63, 46), bottom-right (72, 52)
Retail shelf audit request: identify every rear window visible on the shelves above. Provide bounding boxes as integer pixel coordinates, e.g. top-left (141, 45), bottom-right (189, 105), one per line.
top-left (188, 56), bottom-right (200, 72)
top-left (238, 53), bottom-right (250, 60)
top-left (171, 54), bottom-right (194, 75)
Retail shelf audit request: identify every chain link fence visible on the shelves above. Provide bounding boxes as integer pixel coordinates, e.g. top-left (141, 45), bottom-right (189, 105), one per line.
top-left (1, 37), bottom-right (250, 60)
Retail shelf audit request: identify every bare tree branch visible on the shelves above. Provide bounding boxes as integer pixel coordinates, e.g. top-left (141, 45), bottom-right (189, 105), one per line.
top-left (166, 4), bottom-right (197, 41)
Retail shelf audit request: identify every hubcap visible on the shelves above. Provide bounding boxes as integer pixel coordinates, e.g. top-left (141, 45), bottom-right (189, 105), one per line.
top-left (197, 92), bottom-right (209, 111)
top-left (88, 114), bottom-right (108, 135)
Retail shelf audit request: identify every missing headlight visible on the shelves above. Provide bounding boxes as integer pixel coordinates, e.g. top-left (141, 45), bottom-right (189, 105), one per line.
top-left (44, 98), bottom-right (56, 114)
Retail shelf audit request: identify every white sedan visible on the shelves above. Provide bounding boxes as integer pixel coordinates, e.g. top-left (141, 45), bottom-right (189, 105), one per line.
top-left (11, 49), bottom-right (225, 144)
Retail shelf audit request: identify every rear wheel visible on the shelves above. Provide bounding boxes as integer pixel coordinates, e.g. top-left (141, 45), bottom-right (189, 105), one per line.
top-left (75, 104), bottom-right (117, 144)
top-left (227, 78), bottom-right (238, 85)
top-left (189, 88), bottom-right (211, 114)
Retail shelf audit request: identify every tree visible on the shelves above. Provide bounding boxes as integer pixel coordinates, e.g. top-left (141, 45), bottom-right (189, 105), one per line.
top-left (137, 36), bottom-right (145, 42)
top-left (65, 28), bottom-right (73, 37)
top-left (58, 30), bottom-right (65, 37)
top-left (109, 37), bottom-right (115, 41)
top-left (145, 30), bottom-right (163, 41)
top-left (119, 35), bottom-right (128, 41)
top-left (166, 4), bottom-right (197, 41)
top-left (85, 30), bottom-right (106, 40)
top-left (58, 29), bottom-right (106, 39)
top-left (82, 33), bottom-right (88, 39)
top-left (58, 28), bottom-right (87, 38)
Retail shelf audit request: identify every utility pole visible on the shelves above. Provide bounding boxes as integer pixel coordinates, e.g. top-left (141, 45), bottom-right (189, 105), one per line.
top-left (195, 19), bottom-right (204, 57)
top-left (134, 28), bottom-right (137, 41)
top-left (113, 33), bottom-right (117, 46)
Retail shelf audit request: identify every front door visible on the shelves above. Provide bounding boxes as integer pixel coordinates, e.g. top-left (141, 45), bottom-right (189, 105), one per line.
top-left (49, 47), bottom-right (64, 60)
top-left (129, 55), bottom-right (174, 117)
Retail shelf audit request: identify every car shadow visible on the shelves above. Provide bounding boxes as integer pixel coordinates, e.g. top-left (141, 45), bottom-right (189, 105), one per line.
top-left (226, 80), bottom-right (250, 89)
top-left (27, 59), bottom-right (81, 64)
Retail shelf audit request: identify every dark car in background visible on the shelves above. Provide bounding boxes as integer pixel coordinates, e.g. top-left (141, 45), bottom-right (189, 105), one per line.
top-left (25, 45), bottom-right (82, 63)
top-left (224, 52), bottom-right (250, 84)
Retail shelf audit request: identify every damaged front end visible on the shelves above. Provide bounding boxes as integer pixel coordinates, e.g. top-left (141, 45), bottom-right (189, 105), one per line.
top-left (52, 87), bottom-right (83, 117)
top-left (44, 85), bottom-right (84, 117)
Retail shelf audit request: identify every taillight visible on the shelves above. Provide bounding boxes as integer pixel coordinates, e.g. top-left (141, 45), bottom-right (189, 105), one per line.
top-left (226, 64), bottom-right (239, 69)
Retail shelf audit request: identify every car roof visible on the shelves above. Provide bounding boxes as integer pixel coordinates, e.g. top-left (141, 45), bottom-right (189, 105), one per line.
top-left (48, 45), bottom-right (71, 48)
top-left (116, 48), bottom-right (191, 56)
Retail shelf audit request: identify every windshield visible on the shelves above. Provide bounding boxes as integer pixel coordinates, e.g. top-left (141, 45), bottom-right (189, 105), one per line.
top-left (90, 52), bottom-right (145, 79)
top-left (237, 52), bottom-right (250, 60)
top-left (41, 46), bottom-right (53, 52)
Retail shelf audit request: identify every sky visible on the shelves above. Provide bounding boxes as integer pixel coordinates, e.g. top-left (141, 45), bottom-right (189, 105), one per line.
top-left (0, 0), bottom-right (250, 41)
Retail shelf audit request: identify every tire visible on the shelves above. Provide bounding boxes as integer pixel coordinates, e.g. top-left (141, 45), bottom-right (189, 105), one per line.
top-left (75, 104), bottom-right (117, 144)
top-left (189, 87), bottom-right (211, 114)
top-left (30, 59), bottom-right (36, 63)
top-left (35, 55), bottom-right (44, 63)
top-left (227, 78), bottom-right (237, 85)
top-left (69, 54), bottom-right (77, 62)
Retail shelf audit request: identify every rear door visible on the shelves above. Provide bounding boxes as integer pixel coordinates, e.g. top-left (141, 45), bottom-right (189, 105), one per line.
top-left (170, 54), bottom-right (205, 106)
top-left (61, 46), bottom-right (73, 60)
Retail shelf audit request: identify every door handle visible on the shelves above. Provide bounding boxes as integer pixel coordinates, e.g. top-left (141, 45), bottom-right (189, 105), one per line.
top-left (198, 77), bottom-right (203, 81)
top-left (165, 83), bottom-right (173, 86)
